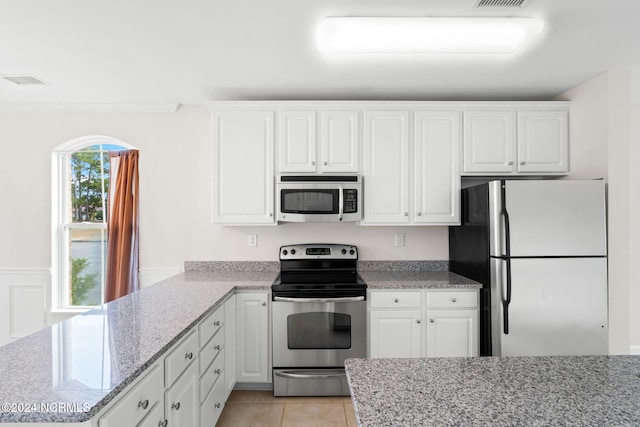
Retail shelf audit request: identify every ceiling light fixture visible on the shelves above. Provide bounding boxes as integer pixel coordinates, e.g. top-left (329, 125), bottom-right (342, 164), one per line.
top-left (316, 17), bottom-right (544, 54)
top-left (1, 74), bottom-right (49, 85)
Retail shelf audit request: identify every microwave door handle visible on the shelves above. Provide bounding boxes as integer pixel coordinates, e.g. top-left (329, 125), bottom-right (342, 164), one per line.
top-left (338, 185), bottom-right (344, 221)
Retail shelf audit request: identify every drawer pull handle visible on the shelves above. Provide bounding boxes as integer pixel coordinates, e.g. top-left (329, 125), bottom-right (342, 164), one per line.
top-left (138, 399), bottom-right (149, 410)
top-left (261, 301), bottom-right (267, 306)
top-left (213, 320), bottom-right (220, 327)
top-left (451, 298), bottom-right (457, 303)
top-left (215, 369), bottom-right (221, 375)
top-left (394, 298), bottom-right (399, 303)
top-left (172, 402), bottom-right (181, 411)
top-left (158, 421), bottom-right (168, 427)
top-left (214, 345), bottom-right (221, 351)
top-left (215, 403), bottom-right (221, 409)
top-left (430, 318), bottom-right (435, 323)
top-left (416, 319), bottom-right (421, 324)
top-left (185, 352), bottom-right (193, 360)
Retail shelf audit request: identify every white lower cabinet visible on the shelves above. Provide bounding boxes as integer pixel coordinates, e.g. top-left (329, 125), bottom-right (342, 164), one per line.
top-left (166, 362), bottom-right (199, 427)
top-left (369, 289), bottom-right (479, 358)
top-left (98, 363), bottom-right (164, 427)
top-left (235, 292), bottom-right (270, 383)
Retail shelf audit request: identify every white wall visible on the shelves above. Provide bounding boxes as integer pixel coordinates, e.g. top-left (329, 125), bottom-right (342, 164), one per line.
top-left (557, 69), bottom-right (639, 354)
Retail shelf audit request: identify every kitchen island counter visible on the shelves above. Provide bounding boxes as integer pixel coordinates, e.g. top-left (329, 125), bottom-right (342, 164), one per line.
top-left (345, 355), bottom-right (640, 426)
top-left (0, 270), bottom-right (275, 424)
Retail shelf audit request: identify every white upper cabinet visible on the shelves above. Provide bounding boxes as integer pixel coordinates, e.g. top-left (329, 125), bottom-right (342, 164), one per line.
top-left (212, 110), bottom-right (275, 225)
top-left (320, 111), bottom-right (359, 173)
top-left (463, 110), bottom-right (516, 174)
top-left (414, 111), bottom-right (461, 225)
top-left (362, 110), bottom-right (410, 224)
top-left (462, 107), bottom-right (569, 176)
top-left (277, 110), bottom-right (359, 173)
top-left (517, 110), bottom-right (569, 174)
top-left (278, 111), bottom-right (317, 173)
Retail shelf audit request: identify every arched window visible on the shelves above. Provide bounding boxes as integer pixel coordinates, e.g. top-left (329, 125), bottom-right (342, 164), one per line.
top-left (52, 136), bottom-right (136, 310)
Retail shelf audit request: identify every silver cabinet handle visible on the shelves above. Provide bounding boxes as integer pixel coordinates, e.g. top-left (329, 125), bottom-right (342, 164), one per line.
top-left (323, 161), bottom-right (328, 165)
top-left (158, 420), bottom-right (168, 427)
top-left (172, 402), bottom-right (181, 410)
top-left (261, 301), bottom-right (267, 306)
top-left (138, 399), bottom-right (149, 410)
top-left (311, 161), bottom-right (316, 165)
top-left (429, 319), bottom-right (435, 323)
top-left (416, 212), bottom-right (422, 216)
top-left (403, 212), bottom-right (408, 216)
top-left (185, 352), bottom-right (193, 360)
top-left (268, 213), bottom-right (273, 217)
top-left (508, 161), bottom-right (514, 165)
top-left (451, 298), bottom-right (457, 303)
top-left (416, 319), bottom-right (421, 324)
top-left (275, 370), bottom-right (346, 379)
top-left (215, 369), bottom-right (221, 375)
top-left (520, 161), bottom-right (526, 165)
top-left (213, 320), bottom-right (220, 327)
top-left (215, 403), bottom-right (221, 409)
top-left (394, 298), bottom-right (399, 303)
top-left (214, 345), bottom-right (221, 351)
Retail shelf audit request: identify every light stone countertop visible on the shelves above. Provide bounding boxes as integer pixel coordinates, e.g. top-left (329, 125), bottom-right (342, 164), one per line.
top-left (0, 270), bottom-right (276, 423)
top-left (345, 356), bottom-right (640, 426)
top-left (360, 270), bottom-right (481, 290)
top-left (0, 260), bottom-right (479, 423)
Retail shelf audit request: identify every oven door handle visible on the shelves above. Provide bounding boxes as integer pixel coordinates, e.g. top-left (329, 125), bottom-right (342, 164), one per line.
top-left (273, 296), bottom-right (365, 303)
top-left (275, 370), bottom-right (346, 380)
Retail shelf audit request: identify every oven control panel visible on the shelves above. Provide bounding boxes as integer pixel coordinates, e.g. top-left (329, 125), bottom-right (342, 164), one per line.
top-left (279, 244), bottom-right (358, 260)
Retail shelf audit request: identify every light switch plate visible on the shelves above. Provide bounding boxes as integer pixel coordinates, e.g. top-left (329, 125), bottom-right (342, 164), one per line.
top-left (394, 233), bottom-right (405, 247)
top-left (248, 234), bottom-right (257, 247)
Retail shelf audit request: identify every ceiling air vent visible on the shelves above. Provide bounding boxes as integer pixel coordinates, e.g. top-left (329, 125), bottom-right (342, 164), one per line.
top-left (472, 0), bottom-right (529, 8)
top-left (1, 74), bottom-right (49, 85)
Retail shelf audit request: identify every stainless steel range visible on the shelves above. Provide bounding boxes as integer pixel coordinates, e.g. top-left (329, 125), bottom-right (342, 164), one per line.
top-left (271, 244), bottom-right (367, 396)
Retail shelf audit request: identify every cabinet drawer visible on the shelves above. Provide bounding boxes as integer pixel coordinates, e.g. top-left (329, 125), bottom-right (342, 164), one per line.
top-left (99, 364), bottom-right (163, 427)
top-left (136, 401), bottom-right (164, 427)
top-left (427, 291), bottom-right (477, 308)
top-left (200, 349), bottom-right (225, 403)
top-left (165, 330), bottom-right (198, 387)
top-left (199, 306), bottom-right (224, 347)
top-left (200, 327), bottom-right (224, 374)
top-left (370, 291), bottom-right (421, 308)
top-left (200, 371), bottom-right (226, 426)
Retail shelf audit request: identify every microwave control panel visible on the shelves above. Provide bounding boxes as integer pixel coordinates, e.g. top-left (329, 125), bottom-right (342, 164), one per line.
top-left (343, 189), bottom-right (358, 213)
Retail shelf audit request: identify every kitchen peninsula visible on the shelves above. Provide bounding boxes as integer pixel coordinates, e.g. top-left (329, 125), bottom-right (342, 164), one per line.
top-left (0, 261), bottom-right (480, 425)
top-left (345, 356), bottom-right (640, 426)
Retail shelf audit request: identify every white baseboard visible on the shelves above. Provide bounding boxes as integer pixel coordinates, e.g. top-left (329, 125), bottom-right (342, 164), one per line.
top-left (630, 346), bottom-right (640, 355)
top-left (140, 268), bottom-right (181, 288)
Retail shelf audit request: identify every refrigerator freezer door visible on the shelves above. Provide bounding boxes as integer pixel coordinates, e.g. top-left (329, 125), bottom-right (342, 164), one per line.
top-left (493, 180), bottom-right (607, 257)
top-left (491, 257), bottom-right (608, 357)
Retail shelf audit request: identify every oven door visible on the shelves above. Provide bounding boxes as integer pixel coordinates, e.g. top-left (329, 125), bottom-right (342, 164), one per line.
top-left (272, 296), bottom-right (366, 368)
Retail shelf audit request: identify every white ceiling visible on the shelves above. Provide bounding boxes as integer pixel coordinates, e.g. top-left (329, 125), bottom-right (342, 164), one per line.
top-left (0, 0), bottom-right (639, 106)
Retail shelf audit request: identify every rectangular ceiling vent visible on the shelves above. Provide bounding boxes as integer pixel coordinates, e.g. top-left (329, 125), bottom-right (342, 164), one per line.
top-left (1, 75), bottom-right (49, 85)
top-left (472, 0), bottom-right (529, 8)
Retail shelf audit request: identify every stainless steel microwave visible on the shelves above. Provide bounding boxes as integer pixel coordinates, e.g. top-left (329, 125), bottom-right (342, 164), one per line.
top-left (276, 175), bottom-right (362, 222)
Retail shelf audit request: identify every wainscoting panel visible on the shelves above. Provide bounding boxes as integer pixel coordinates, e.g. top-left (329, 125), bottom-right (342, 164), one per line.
top-left (0, 269), bottom-right (50, 347)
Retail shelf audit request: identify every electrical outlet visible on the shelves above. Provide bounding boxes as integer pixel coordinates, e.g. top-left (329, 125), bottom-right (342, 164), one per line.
top-left (248, 234), bottom-right (257, 247)
top-left (394, 233), bottom-right (405, 247)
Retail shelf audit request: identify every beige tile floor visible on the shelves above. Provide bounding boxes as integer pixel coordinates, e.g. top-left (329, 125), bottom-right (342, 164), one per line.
top-left (215, 391), bottom-right (358, 427)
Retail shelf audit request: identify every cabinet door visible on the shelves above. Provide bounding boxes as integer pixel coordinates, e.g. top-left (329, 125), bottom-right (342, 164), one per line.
top-left (166, 362), bottom-right (199, 427)
top-left (414, 111), bottom-right (461, 225)
top-left (320, 111), bottom-right (359, 173)
top-left (517, 110), bottom-right (568, 174)
top-left (369, 310), bottom-right (422, 358)
top-left (224, 295), bottom-right (236, 398)
top-left (278, 110), bottom-right (317, 173)
top-left (426, 309), bottom-right (478, 357)
top-left (212, 111), bottom-right (275, 224)
top-left (463, 110), bottom-right (516, 174)
top-left (362, 111), bottom-right (410, 224)
top-left (236, 292), bottom-right (270, 383)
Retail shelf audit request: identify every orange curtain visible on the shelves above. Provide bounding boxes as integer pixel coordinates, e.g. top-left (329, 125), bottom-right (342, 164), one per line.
top-left (105, 150), bottom-right (139, 303)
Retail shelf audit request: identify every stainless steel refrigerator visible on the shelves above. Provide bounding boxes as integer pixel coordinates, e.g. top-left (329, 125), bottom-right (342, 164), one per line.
top-left (449, 179), bottom-right (608, 357)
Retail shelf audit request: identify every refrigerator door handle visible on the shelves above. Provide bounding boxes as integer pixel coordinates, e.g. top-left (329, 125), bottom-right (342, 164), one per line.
top-left (500, 181), bottom-right (512, 334)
